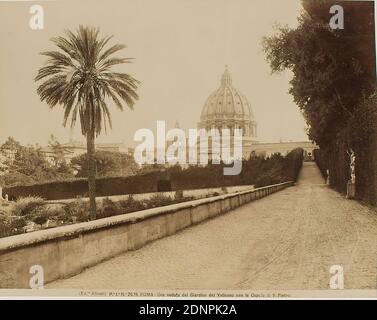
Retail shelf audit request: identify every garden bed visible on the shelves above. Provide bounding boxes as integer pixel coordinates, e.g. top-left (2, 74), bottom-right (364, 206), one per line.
top-left (0, 193), bottom-right (200, 238)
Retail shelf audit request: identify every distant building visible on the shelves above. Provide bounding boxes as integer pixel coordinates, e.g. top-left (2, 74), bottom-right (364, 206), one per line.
top-left (96, 142), bottom-right (132, 154)
top-left (40, 140), bottom-right (134, 164)
top-left (198, 67), bottom-right (318, 160)
top-left (198, 66), bottom-right (258, 159)
top-left (40, 68), bottom-right (318, 166)
top-left (250, 141), bottom-right (317, 160)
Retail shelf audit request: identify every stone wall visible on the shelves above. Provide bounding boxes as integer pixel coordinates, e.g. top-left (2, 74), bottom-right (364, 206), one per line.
top-left (46, 185), bottom-right (255, 204)
top-left (0, 181), bottom-right (293, 288)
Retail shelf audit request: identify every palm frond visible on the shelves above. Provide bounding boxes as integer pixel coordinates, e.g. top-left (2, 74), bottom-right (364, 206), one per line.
top-left (98, 44), bottom-right (126, 63)
top-left (35, 25), bottom-right (140, 137)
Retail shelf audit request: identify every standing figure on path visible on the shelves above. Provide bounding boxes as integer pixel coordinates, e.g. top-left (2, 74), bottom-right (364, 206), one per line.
top-left (346, 149), bottom-right (356, 199)
top-left (349, 150), bottom-right (356, 184)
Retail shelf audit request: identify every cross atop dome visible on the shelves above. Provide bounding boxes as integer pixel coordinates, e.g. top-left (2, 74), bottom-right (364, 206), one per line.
top-left (221, 65), bottom-right (232, 86)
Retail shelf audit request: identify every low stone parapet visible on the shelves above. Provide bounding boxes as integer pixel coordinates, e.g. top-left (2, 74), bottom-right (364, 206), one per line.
top-left (0, 181), bottom-right (293, 288)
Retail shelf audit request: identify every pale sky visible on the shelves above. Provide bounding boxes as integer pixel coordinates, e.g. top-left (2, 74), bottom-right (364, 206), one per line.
top-left (0, 0), bottom-right (308, 147)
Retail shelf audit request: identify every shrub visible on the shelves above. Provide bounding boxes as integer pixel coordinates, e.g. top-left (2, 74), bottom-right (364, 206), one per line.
top-left (11, 196), bottom-right (45, 216)
top-left (45, 205), bottom-right (67, 219)
top-left (117, 196), bottom-right (145, 214)
top-left (32, 213), bottom-right (49, 226)
top-left (63, 199), bottom-right (90, 222)
top-left (56, 206), bottom-right (73, 223)
top-left (0, 216), bottom-right (11, 238)
top-left (76, 210), bottom-right (90, 223)
top-left (97, 198), bottom-right (121, 219)
top-left (175, 190), bottom-right (184, 199)
top-left (145, 194), bottom-right (174, 208)
top-left (4, 171), bottom-right (162, 200)
top-left (4, 150), bottom-right (305, 202)
top-left (9, 217), bottom-right (27, 234)
top-left (254, 174), bottom-right (273, 188)
top-left (0, 171), bottom-right (35, 188)
top-left (283, 148), bottom-right (304, 182)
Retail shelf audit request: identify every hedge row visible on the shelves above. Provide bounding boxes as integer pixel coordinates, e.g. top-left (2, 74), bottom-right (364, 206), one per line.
top-left (283, 148), bottom-right (304, 182)
top-left (4, 149), bottom-right (305, 201)
top-left (4, 171), bottom-right (164, 201)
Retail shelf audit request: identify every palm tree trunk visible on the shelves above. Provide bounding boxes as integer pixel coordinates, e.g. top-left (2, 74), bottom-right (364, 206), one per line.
top-left (87, 126), bottom-right (97, 220)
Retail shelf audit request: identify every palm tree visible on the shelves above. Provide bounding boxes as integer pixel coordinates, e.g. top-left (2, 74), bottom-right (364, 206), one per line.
top-left (35, 25), bottom-right (139, 220)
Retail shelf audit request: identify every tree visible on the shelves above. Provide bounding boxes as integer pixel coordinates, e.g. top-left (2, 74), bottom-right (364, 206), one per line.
top-left (262, 0), bottom-right (375, 147)
top-left (1, 137), bottom-right (22, 152)
top-left (71, 150), bottom-right (138, 177)
top-left (12, 146), bottom-right (50, 177)
top-left (263, 0), bottom-right (377, 201)
top-left (35, 26), bottom-right (140, 220)
top-left (1, 144), bottom-right (75, 187)
top-left (0, 137), bottom-right (20, 177)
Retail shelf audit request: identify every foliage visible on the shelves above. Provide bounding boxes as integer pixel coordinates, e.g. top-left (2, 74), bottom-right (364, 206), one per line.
top-left (263, 0), bottom-right (375, 147)
top-left (116, 196), bottom-right (146, 214)
top-left (10, 217), bottom-right (27, 231)
top-left (5, 150), bottom-right (305, 200)
top-left (63, 199), bottom-right (90, 222)
top-left (0, 171), bottom-right (35, 187)
top-left (0, 216), bottom-right (27, 238)
top-left (0, 137), bottom-right (75, 188)
top-left (35, 25), bottom-right (140, 220)
top-left (263, 0), bottom-right (377, 204)
top-left (144, 194), bottom-right (174, 208)
top-left (32, 213), bottom-right (49, 226)
top-left (35, 25), bottom-right (140, 137)
top-left (0, 148), bottom-right (305, 238)
top-left (12, 146), bottom-right (51, 177)
top-left (283, 148), bottom-right (304, 182)
top-left (71, 151), bottom-right (138, 177)
top-left (97, 197), bottom-right (122, 219)
top-left (11, 196), bottom-right (45, 216)
top-left (0, 137), bottom-right (22, 152)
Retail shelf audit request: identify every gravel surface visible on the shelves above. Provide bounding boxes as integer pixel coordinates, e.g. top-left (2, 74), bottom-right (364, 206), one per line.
top-left (49, 163), bottom-right (377, 290)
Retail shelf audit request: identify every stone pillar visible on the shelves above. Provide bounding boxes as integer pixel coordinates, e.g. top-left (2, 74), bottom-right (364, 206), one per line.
top-left (0, 186), bottom-right (2, 200)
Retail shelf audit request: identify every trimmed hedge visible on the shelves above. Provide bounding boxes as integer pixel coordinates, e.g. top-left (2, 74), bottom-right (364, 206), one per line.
top-left (4, 149), bottom-right (305, 201)
top-left (283, 148), bottom-right (304, 182)
top-left (3, 171), bottom-right (163, 201)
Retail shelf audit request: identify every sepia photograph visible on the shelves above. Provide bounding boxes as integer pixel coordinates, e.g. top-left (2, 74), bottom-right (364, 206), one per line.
top-left (0, 0), bottom-right (377, 303)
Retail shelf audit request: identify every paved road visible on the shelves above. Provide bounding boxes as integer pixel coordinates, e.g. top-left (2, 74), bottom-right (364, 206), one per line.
top-left (49, 163), bottom-right (377, 290)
